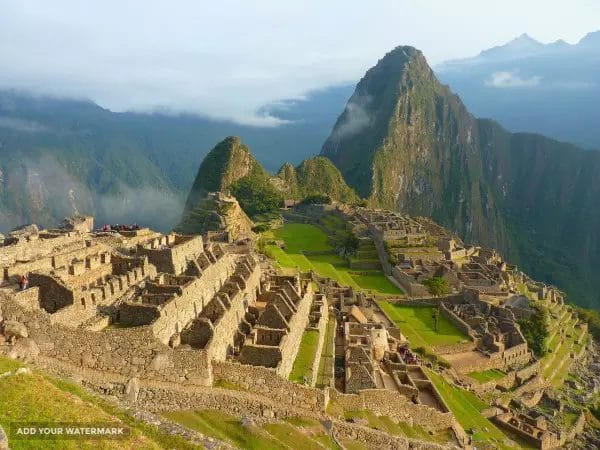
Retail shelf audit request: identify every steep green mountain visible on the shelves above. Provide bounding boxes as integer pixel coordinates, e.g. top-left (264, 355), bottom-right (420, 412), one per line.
top-left (322, 46), bottom-right (600, 309)
top-left (0, 88), bottom-right (350, 232)
top-left (181, 137), bottom-right (358, 225)
top-left (274, 156), bottom-right (358, 203)
top-left (182, 136), bottom-right (284, 218)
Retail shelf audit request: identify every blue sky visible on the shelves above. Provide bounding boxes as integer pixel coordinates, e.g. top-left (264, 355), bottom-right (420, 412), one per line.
top-left (1, 0), bottom-right (599, 124)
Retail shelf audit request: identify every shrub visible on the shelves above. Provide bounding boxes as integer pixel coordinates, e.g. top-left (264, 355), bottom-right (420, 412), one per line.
top-left (517, 305), bottom-right (549, 357)
top-left (300, 194), bottom-right (332, 205)
top-left (422, 277), bottom-right (450, 297)
top-left (251, 223), bottom-right (270, 233)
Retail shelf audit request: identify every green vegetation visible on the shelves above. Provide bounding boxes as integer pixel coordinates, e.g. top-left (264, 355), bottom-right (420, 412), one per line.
top-left (276, 156), bottom-right (358, 203)
top-left (213, 379), bottom-right (246, 391)
top-left (164, 410), bottom-right (339, 450)
top-left (573, 306), bottom-right (600, 341)
top-left (300, 194), bottom-right (332, 205)
top-left (342, 409), bottom-right (452, 445)
top-left (422, 277), bottom-right (450, 297)
top-left (0, 356), bottom-right (199, 450)
top-left (378, 301), bottom-right (468, 348)
top-left (230, 175), bottom-right (284, 216)
top-left (289, 330), bottom-right (320, 383)
top-left (412, 346), bottom-right (451, 369)
top-left (425, 369), bottom-right (515, 448)
top-left (316, 316), bottom-right (335, 388)
top-left (263, 222), bottom-right (402, 296)
top-left (467, 369), bottom-right (507, 383)
top-left (517, 305), bottom-right (549, 357)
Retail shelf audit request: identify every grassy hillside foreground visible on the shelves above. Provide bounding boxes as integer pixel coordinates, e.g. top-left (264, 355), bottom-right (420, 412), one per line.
top-left (0, 356), bottom-right (200, 450)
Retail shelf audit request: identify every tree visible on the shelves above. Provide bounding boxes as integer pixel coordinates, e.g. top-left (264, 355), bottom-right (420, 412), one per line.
top-left (422, 277), bottom-right (450, 297)
top-left (300, 194), bottom-right (331, 205)
top-left (517, 305), bottom-right (549, 357)
top-left (432, 307), bottom-right (440, 332)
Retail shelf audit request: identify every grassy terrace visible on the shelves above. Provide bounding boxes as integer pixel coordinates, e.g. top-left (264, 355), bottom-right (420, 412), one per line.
top-left (378, 301), bottom-right (469, 349)
top-left (425, 369), bottom-right (528, 449)
top-left (289, 330), bottom-right (320, 383)
top-left (541, 313), bottom-right (587, 388)
top-left (164, 410), bottom-right (339, 450)
top-left (263, 222), bottom-right (402, 296)
top-left (467, 369), bottom-right (507, 384)
top-left (316, 316), bottom-right (336, 389)
top-left (0, 356), bottom-right (200, 450)
top-left (342, 409), bottom-right (453, 445)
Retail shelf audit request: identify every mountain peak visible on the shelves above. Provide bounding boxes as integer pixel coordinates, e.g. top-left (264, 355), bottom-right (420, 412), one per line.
top-left (182, 136), bottom-right (262, 212)
top-left (478, 33), bottom-right (543, 60)
top-left (578, 30), bottom-right (600, 47)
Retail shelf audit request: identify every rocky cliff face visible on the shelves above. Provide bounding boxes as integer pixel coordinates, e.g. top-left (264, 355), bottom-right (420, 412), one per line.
top-left (322, 46), bottom-right (600, 308)
top-left (177, 192), bottom-right (253, 241)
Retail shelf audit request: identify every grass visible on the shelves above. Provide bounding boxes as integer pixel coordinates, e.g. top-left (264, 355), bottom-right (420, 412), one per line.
top-left (467, 369), bottom-right (507, 384)
top-left (425, 369), bottom-right (517, 449)
top-left (265, 222), bottom-right (403, 296)
top-left (213, 379), bottom-right (246, 391)
top-left (350, 272), bottom-right (401, 295)
top-left (343, 409), bottom-right (452, 444)
top-left (316, 316), bottom-right (335, 389)
top-left (289, 330), bottom-right (320, 383)
top-left (164, 410), bottom-right (339, 450)
top-left (0, 356), bottom-right (199, 450)
top-left (165, 410), bottom-right (282, 450)
top-left (378, 301), bottom-right (469, 348)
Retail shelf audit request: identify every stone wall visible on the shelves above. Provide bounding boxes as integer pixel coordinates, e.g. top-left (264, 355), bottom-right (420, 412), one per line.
top-left (275, 285), bottom-right (315, 377)
top-left (0, 294), bottom-right (213, 386)
top-left (137, 234), bottom-right (205, 275)
top-left (309, 299), bottom-right (328, 386)
top-left (212, 360), bottom-right (328, 411)
top-left (152, 254), bottom-right (237, 345)
top-left (205, 258), bottom-right (261, 361)
top-left (328, 389), bottom-right (453, 433)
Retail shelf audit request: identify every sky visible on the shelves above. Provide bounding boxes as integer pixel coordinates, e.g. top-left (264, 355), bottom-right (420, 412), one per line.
top-left (1, 0), bottom-right (599, 125)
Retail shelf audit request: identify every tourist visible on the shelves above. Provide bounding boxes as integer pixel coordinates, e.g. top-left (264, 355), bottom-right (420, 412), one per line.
top-left (21, 274), bottom-right (28, 290)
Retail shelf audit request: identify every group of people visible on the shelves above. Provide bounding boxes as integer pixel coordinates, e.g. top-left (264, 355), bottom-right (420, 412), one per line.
top-left (99, 223), bottom-right (141, 232)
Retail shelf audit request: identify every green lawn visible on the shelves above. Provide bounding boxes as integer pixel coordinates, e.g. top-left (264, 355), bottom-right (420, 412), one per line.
top-left (316, 316), bottom-right (335, 389)
top-left (425, 369), bottom-right (518, 449)
top-left (289, 330), bottom-right (320, 383)
top-left (350, 272), bottom-right (402, 295)
top-left (273, 223), bottom-right (331, 253)
top-left (164, 410), bottom-right (339, 450)
top-left (467, 369), bottom-right (507, 384)
top-left (378, 302), bottom-right (469, 348)
top-left (264, 222), bottom-right (402, 296)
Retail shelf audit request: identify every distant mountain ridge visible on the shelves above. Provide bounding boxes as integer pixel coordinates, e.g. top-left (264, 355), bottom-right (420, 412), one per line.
top-left (322, 45), bottom-right (600, 309)
top-left (0, 87), bottom-right (349, 232)
top-left (436, 30), bottom-right (600, 150)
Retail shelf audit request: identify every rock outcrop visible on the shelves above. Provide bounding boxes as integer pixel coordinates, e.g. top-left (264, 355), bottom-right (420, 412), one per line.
top-left (177, 192), bottom-right (254, 241)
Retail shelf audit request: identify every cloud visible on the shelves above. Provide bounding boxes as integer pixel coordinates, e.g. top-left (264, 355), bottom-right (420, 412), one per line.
top-left (485, 71), bottom-right (542, 88)
top-left (330, 94), bottom-right (372, 141)
top-left (0, 1), bottom-right (598, 124)
top-left (0, 155), bottom-right (182, 233)
top-left (96, 187), bottom-right (183, 232)
top-left (0, 116), bottom-right (49, 133)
